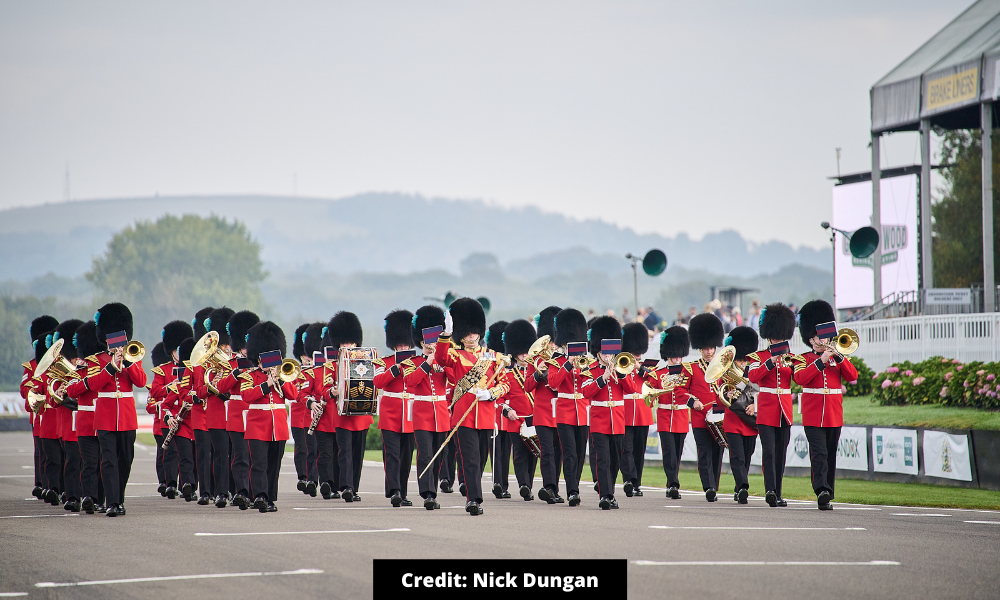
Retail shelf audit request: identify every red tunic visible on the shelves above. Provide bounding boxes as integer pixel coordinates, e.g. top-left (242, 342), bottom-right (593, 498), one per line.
top-left (162, 369), bottom-right (198, 440)
top-left (147, 364), bottom-right (174, 435)
top-left (580, 365), bottom-right (626, 435)
top-left (310, 361), bottom-right (373, 432)
top-left (434, 335), bottom-right (509, 430)
top-left (65, 360), bottom-right (99, 437)
top-left (35, 373), bottom-right (61, 440)
top-left (373, 355), bottom-right (415, 434)
top-left (525, 359), bottom-right (560, 428)
top-left (20, 361), bottom-right (40, 434)
top-left (401, 357), bottom-right (451, 432)
top-left (793, 352), bottom-right (859, 428)
top-left (622, 370), bottom-right (654, 427)
top-left (192, 363), bottom-right (229, 430)
top-left (238, 369), bottom-right (296, 442)
top-left (74, 352), bottom-right (145, 432)
top-left (746, 350), bottom-right (801, 428)
top-left (676, 359), bottom-right (719, 430)
top-left (289, 365), bottom-right (312, 429)
top-left (215, 357), bottom-right (251, 433)
top-left (497, 367), bottom-right (534, 433)
top-left (545, 356), bottom-right (596, 427)
top-left (644, 365), bottom-right (690, 434)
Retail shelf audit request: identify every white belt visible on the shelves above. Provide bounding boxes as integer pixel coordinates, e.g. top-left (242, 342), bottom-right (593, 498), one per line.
top-left (802, 388), bottom-right (844, 395)
top-left (77, 405), bottom-right (95, 412)
top-left (411, 395), bottom-right (445, 402)
top-left (247, 403), bottom-right (285, 410)
top-left (706, 411), bottom-right (724, 423)
top-left (380, 391), bottom-right (410, 399)
top-left (97, 392), bottom-right (134, 399)
top-left (557, 393), bottom-right (584, 400)
top-left (758, 387), bottom-right (792, 395)
top-left (591, 400), bottom-right (624, 407)
top-left (657, 403), bottom-right (687, 410)
top-left (229, 394), bottom-right (242, 400)
top-left (623, 393), bottom-right (642, 400)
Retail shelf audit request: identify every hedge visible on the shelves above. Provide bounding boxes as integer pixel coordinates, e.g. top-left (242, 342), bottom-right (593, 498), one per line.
top-left (872, 356), bottom-right (1000, 409)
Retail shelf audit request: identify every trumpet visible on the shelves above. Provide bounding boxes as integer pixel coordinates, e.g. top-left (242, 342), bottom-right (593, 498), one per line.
top-left (824, 328), bottom-right (859, 357)
top-left (278, 359), bottom-right (302, 383)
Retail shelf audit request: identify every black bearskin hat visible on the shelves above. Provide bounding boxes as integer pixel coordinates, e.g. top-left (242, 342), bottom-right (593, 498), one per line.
top-left (73, 321), bottom-right (103, 360)
top-left (588, 315), bottom-right (623, 356)
top-left (412, 305), bottom-right (445, 347)
top-left (384, 309), bottom-right (415, 350)
top-left (553, 308), bottom-right (587, 347)
top-left (759, 303), bottom-right (796, 341)
top-left (34, 331), bottom-right (54, 363)
top-left (30, 315), bottom-right (59, 342)
top-left (688, 313), bottom-right (724, 350)
top-left (535, 306), bottom-right (561, 340)
top-left (797, 299), bottom-right (837, 346)
top-left (326, 311), bottom-right (363, 349)
top-left (292, 323), bottom-right (310, 359)
top-left (303, 323), bottom-right (325, 356)
top-left (94, 302), bottom-right (133, 343)
top-left (485, 321), bottom-right (509, 354)
top-left (659, 326), bottom-right (690, 360)
top-left (228, 311), bottom-right (260, 354)
top-left (246, 321), bottom-right (286, 364)
top-left (449, 297), bottom-right (486, 342)
top-left (205, 307), bottom-right (235, 347)
top-left (177, 337), bottom-right (196, 365)
top-left (53, 319), bottom-right (84, 361)
top-left (161, 320), bottom-right (193, 356)
top-left (622, 323), bottom-right (650, 357)
top-left (504, 319), bottom-right (537, 357)
top-left (726, 326), bottom-right (759, 361)
top-left (192, 306), bottom-right (214, 340)
top-left (151, 342), bottom-right (169, 368)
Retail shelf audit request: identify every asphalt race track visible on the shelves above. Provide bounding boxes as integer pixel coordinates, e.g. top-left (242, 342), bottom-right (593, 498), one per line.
top-left (1, 431), bottom-right (998, 599)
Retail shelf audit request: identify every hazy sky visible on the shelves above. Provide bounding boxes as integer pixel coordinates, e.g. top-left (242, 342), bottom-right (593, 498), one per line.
top-left (0, 1), bottom-right (963, 249)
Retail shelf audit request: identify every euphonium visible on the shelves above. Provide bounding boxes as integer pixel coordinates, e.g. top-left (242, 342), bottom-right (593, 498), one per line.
top-left (278, 358), bottom-right (302, 383)
top-left (526, 335), bottom-right (553, 369)
top-left (191, 331), bottom-right (234, 394)
top-left (33, 339), bottom-right (82, 401)
top-left (125, 340), bottom-right (145, 363)
top-left (705, 345), bottom-right (750, 408)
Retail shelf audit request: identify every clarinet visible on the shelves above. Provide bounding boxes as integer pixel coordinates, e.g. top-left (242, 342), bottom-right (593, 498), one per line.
top-left (306, 395), bottom-right (324, 435)
top-left (161, 400), bottom-right (192, 449)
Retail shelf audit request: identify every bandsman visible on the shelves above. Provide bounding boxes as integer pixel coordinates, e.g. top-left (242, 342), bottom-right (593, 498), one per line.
top-left (679, 313), bottom-right (725, 502)
top-left (524, 306), bottom-right (563, 504)
top-left (649, 326), bottom-right (691, 499)
top-left (620, 322), bottom-right (653, 498)
top-left (24, 315), bottom-right (59, 500)
top-left (499, 319), bottom-right (540, 501)
top-left (720, 326), bottom-right (759, 504)
top-left (290, 323), bottom-right (314, 493)
top-left (484, 320), bottom-right (510, 499)
top-left (580, 316), bottom-right (627, 510)
top-left (163, 338), bottom-right (199, 502)
top-left (372, 309), bottom-right (417, 507)
top-left (68, 321), bottom-right (107, 512)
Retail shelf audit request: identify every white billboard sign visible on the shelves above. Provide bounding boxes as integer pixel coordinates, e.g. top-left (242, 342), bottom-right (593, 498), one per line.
top-left (922, 430), bottom-right (973, 481)
top-left (786, 425), bottom-right (811, 467)
top-left (925, 288), bottom-right (972, 305)
top-left (836, 426), bottom-right (869, 471)
top-left (832, 174), bottom-right (919, 310)
top-left (872, 427), bottom-right (918, 474)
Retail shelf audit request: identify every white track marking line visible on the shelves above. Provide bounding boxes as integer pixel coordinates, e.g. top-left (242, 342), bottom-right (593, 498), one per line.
top-left (0, 592), bottom-right (29, 597)
top-left (20, 465), bottom-right (31, 469)
top-left (661, 505), bottom-right (881, 510)
top-left (36, 568), bottom-right (323, 588)
top-left (891, 513), bottom-right (952, 517)
top-left (292, 506), bottom-right (463, 511)
top-left (195, 527), bottom-right (410, 537)
top-left (0, 475), bottom-right (34, 478)
top-left (650, 526), bottom-right (866, 531)
top-left (633, 560), bottom-right (899, 567)
top-left (964, 520), bottom-right (1000, 524)
top-left (0, 514), bottom-right (80, 519)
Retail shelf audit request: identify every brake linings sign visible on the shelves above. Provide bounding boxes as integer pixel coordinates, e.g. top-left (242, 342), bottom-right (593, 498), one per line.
top-left (924, 65), bottom-right (979, 113)
top-left (832, 174), bottom-right (919, 309)
top-left (872, 428), bottom-right (918, 474)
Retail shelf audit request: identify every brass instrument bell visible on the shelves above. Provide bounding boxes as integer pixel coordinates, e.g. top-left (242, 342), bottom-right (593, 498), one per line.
top-left (33, 339), bottom-right (82, 400)
top-left (278, 358), bottom-right (302, 383)
top-left (613, 352), bottom-right (637, 376)
top-left (526, 335), bottom-right (553, 369)
top-left (705, 345), bottom-right (750, 408)
top-left (832, 328), bottom-right (859, 356)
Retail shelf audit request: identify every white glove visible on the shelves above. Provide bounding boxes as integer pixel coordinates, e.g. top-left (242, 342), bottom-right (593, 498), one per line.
top-left (444, 310), bottom-right (453, 335)
top-left (475, 388), bottom-right (492, 401)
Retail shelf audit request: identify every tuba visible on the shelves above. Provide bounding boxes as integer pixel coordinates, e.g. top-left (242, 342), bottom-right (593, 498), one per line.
top-left (33, 339), bottom-right (82, 401)
top-left (191, 332), bottom-right (233, 394)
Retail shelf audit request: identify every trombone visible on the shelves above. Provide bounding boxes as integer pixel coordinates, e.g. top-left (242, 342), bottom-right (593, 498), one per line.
top-left (278, 359), bottom-right (302, 383)
top-left (824, 328), bottom-right (859, 358)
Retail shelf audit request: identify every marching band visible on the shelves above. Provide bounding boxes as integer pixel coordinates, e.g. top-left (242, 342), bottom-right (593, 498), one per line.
top-left (18, 296), bottom-right (859, 517)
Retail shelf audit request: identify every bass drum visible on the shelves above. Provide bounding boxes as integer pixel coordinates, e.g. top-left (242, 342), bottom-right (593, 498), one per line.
top-left (337, 347), bottom-right (379, 416)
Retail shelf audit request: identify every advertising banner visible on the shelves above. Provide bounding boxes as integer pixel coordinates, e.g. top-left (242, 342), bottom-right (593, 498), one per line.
top-left (644, 426), bottom-right (700, 463)
top-left (785, 425), bottom-right (811, 468)
top-left (872, 428), bottom-right (918, 474)
top-left (922, 430), bottom-right (973, 482)
top-left (837, 426), bottom-right (869, 471)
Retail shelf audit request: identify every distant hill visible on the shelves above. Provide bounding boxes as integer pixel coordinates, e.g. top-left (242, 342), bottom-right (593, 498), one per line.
top-left (0, 193), bottom-right (830, 281)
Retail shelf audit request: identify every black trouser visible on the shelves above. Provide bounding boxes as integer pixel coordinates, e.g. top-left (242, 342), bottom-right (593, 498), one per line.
top-left (511, 432), bottom-right (538, 489)
top-left (229, 431), bottom-right (250, 496)
top-left (621, 425), bottom-right (649, 488)
top-left (174, 436), bottom-right (197, 491)
top-left (414, 430), bottom-right (447, 499)
top-left (692, 427), bottom-right (723, 491)
top-left (78, 435), bottom-right (104, 504)
top-left (455, 426), bottom-right (491, 503)
top-left (493, 430), bottom-right (514, 491)
top-left (305, 427), bottom-right (318, 482)
top-left (316, 430), bottom-right (341, 489)
top-left (194, 429), bottom-right (212, 498)
top-left (153, 433), bottom-right (166, 485)
top-left (336, 428), bottom-right (367, 493)
top-left (247, 438), bottom-right (283, 502)
top-left (291, 426), bottom-right (308, 480)
top-left (535, 425), bottom-right (561, 494)
top-left (209, 429), bottom-right (229, 497)
top-left (61, 440), bottom-right (81, 500)
top-left (444, 436), bottom-right (458, 485)
top-left (592, 432), bottom-right (624, 499)
top-left (805, 426), bottom-right (841, 498)
top-left (381, 430), bottom-right (414, 498)
top-left (40, 438), bottom-right (63, 493)
top-left (34, 435), bottom-right (42, 487)
top-left (588, 435), bottom-right (597, 484)
top-left (658, 431), bottom-right (686, 489)
top-left (97, 430), bottom-right (135, 506)
top-left (161, 433), bottom-right (178, 489)
top-left (726, 432), bottom-right (757, 493)
top-left (758, 419), bottom-right (791, 497)
top-left (557, 423), bottom-right (589, 496)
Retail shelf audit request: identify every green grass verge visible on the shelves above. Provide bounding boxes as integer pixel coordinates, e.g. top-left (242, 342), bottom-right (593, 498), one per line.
top-left (842, 395), bottom-right (1000, 430)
